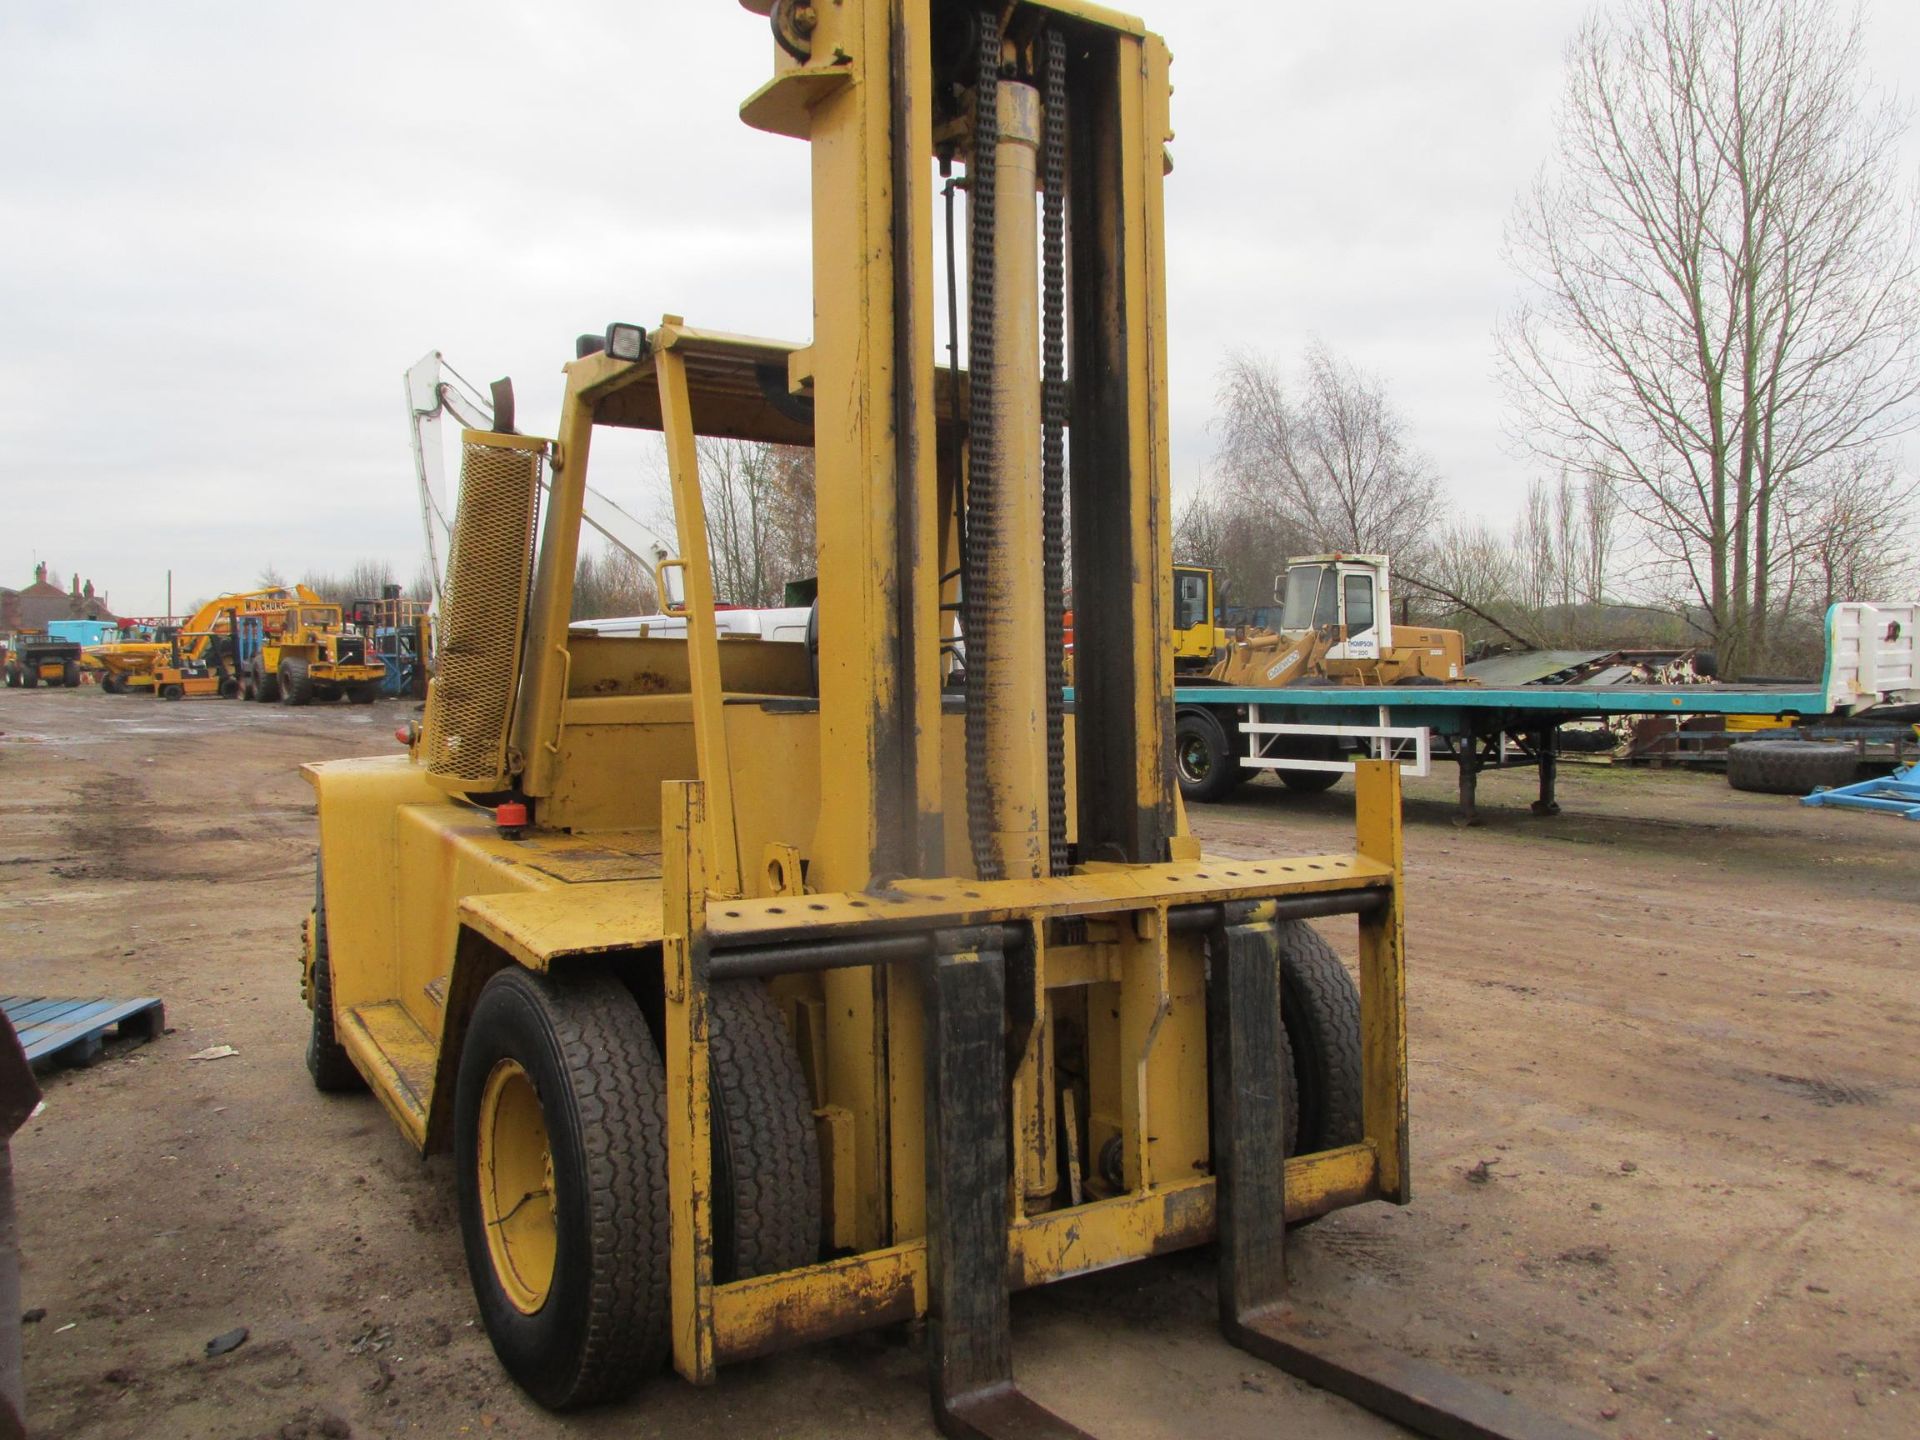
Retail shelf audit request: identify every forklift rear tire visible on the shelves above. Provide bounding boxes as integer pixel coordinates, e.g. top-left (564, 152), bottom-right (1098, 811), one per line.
top-left (279, 659), bottom-right (313, 706)
top-left (161, 684), bottom-right (184, 701)
top-left (62, 661), bottom-right (80, 687)
top-left (1276, 921), bottom-right (1363, 1154)
top-left (455, 966), bottom-right (671, 1410)
top-left (707, 980), bottom-right (823, 1281)
top-left (1174, 709), bottom-right (1245, 803)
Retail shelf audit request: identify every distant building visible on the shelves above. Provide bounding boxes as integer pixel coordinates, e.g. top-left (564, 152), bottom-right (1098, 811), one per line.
top-left (0, 562), bottom-right (118, 634)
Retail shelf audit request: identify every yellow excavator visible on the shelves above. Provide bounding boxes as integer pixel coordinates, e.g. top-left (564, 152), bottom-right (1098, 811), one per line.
top-left (296, 6), bottom-right (1590, 1438)
top-left (89, 585), bottom-right (322, 696)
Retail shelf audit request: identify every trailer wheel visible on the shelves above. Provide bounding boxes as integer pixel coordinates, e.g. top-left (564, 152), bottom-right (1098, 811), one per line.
top-left (278, 658), bottom-right (313, 706)
top-left (1727, 739), bottom-right (1857, 796)
top-left (1275, 736), bottom-right (1343, 794)
top-left (1175, 709), bottom-right (1245, 803)
top-left (1277, 921), bottom-right (1363, 1154)
top-left (305, 866), bottom-right (364, 1093)
top-left (708, 980), bottom-right (823, 1282)
top-left (62, 661), bottom-right (80, 687)
top-left (455, 967), bottom-right (671, 1410)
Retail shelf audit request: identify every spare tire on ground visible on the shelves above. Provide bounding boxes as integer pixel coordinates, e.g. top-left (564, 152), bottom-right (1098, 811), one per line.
top-left (1727, 739), bottom-right (1857, 796)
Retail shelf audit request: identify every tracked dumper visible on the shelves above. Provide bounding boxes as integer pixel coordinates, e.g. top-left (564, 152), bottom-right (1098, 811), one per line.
top-left (299, 4), bottom-right (1593, 1436)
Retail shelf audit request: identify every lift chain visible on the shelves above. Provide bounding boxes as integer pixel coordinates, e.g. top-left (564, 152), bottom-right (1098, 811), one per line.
top-left (1041, 26), bottom-right (1069, 878)
top-left (963, 7), bottom-right (1002, 882)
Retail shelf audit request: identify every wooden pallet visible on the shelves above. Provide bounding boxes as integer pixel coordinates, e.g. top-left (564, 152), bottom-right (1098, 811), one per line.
top-left (2, 996), bottom-right (166, 1069)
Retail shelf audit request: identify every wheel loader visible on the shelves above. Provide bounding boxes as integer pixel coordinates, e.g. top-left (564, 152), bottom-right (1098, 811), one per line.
top-left (239, 602), bottom-right (386, 705)
top-left (299, 5), bottom-right (1591, 1436)
top-left (1208, 554), bottom-right (1467, 689)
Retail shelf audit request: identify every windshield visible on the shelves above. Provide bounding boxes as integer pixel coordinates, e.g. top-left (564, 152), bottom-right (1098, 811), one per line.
top-left (1173, 568), bottom-right (1210, 631)
top-left (300, 607), bottom-right (341, 628)
top-left (1279, 565), bottom-right (1329, 631)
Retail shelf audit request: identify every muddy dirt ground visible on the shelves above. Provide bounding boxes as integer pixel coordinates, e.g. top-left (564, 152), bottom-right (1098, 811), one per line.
top-left (0, 686), bottom-right (1913, 1440)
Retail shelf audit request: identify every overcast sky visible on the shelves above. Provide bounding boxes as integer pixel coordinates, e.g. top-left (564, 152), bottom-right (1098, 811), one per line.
top-left (4, 1), bottom-right (1919, 616)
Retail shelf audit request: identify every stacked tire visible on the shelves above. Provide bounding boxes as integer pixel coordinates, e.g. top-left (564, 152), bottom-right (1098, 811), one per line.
top-left (1726, 739), bottom-right (1857, 796)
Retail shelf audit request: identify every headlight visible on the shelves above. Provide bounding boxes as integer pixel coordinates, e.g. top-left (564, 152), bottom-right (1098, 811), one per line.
top-left (604, 322), bottom-right (648, 362)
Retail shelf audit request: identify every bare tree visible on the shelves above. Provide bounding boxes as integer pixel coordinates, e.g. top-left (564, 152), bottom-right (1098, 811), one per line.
top-left (1582, 473), bottom-right (1620, 609)
top-left (571, 545), bottom-right (660, 621)
top-left (1172, 482), bottom-right (1306, 615)
top-left (1214, 341), bottom-right (1447, 567)
top-left (1784, 452), bottom-right (1920, 613)
top-left (1501, 0), bottom-right (1920, 675)
top-left (1404, 521), bottom-right (1545, 650)
top-left (685, 438), bottom-right (815, 608)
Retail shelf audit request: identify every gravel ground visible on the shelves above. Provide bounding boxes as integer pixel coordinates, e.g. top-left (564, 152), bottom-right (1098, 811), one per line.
top-left (1, 685), bottom-right (1913, 1440)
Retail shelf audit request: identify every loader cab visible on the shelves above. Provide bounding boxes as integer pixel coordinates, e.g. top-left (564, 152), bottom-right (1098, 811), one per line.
top-left (1275, 554), bottom-right (1392, 659)
top-left (1171, 565), bottom-right (1218, 672)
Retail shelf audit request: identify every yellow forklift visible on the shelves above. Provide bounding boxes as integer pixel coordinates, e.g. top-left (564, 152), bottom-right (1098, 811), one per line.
top-left (299, 5), bottom-right (1589, 1437)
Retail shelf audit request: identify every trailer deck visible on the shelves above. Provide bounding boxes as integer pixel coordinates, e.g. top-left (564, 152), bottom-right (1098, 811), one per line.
top-left (1170, 602), bottom-right (1919, 822)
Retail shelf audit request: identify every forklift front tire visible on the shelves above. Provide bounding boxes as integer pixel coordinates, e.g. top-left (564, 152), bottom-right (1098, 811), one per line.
top-left (455, 967), bottom-right (671, 1410)
top-left (1276, 921), bottom-right (1364, 1154)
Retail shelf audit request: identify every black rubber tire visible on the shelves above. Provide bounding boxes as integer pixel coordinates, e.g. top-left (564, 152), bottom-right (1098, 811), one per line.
top-left (1727, 739), bottom-right (1857, 796)
top-left (21, 668), bottom-right (37, 688)
top-left (1692, 649), bottom-right (1719, 679)
top-left (455, 967), bottom-right (671, 1410)
top-left (100, 674), bottom-right (121, 695)
top-left (161, 684), bottom-right (184, 701)
top-left (347, 683), bottom-right (380, 705)
top-left (305, 864), bottom-right (364, 1093)
top-left (707, 980), bottom-right (822, 1282)
top-left (1275, 736), bottom-right (1343, 793)
top-left (252, 659), bottom-right (279, 703)
top-left (313, 684), bottom-right (342, 704)
top-left (1280, 768), bottom-right (1343, 794)
top-left (1276, 921), bottom-right (1363, 1154)
top-left (278, 658), bottom-right (313, 706)
top-left (218, 677), bottom-right (241, 700)
top-left (1175, 708), bottom-right (1245, 803)
top-left (62, 661), bottom-right (80, 687)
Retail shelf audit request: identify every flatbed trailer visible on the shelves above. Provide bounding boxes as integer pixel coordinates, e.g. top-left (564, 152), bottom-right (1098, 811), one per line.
top-left (1174, 602), bottom-right (1919, 823)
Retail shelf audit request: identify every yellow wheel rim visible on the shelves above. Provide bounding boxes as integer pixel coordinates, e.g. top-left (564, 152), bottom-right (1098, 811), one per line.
top-left (476, 1058), bottom-right (558, 1314)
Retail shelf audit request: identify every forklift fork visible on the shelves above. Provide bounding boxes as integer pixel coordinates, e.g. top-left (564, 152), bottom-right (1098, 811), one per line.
top-left (920, 914), bottom-right (1596, 1440)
